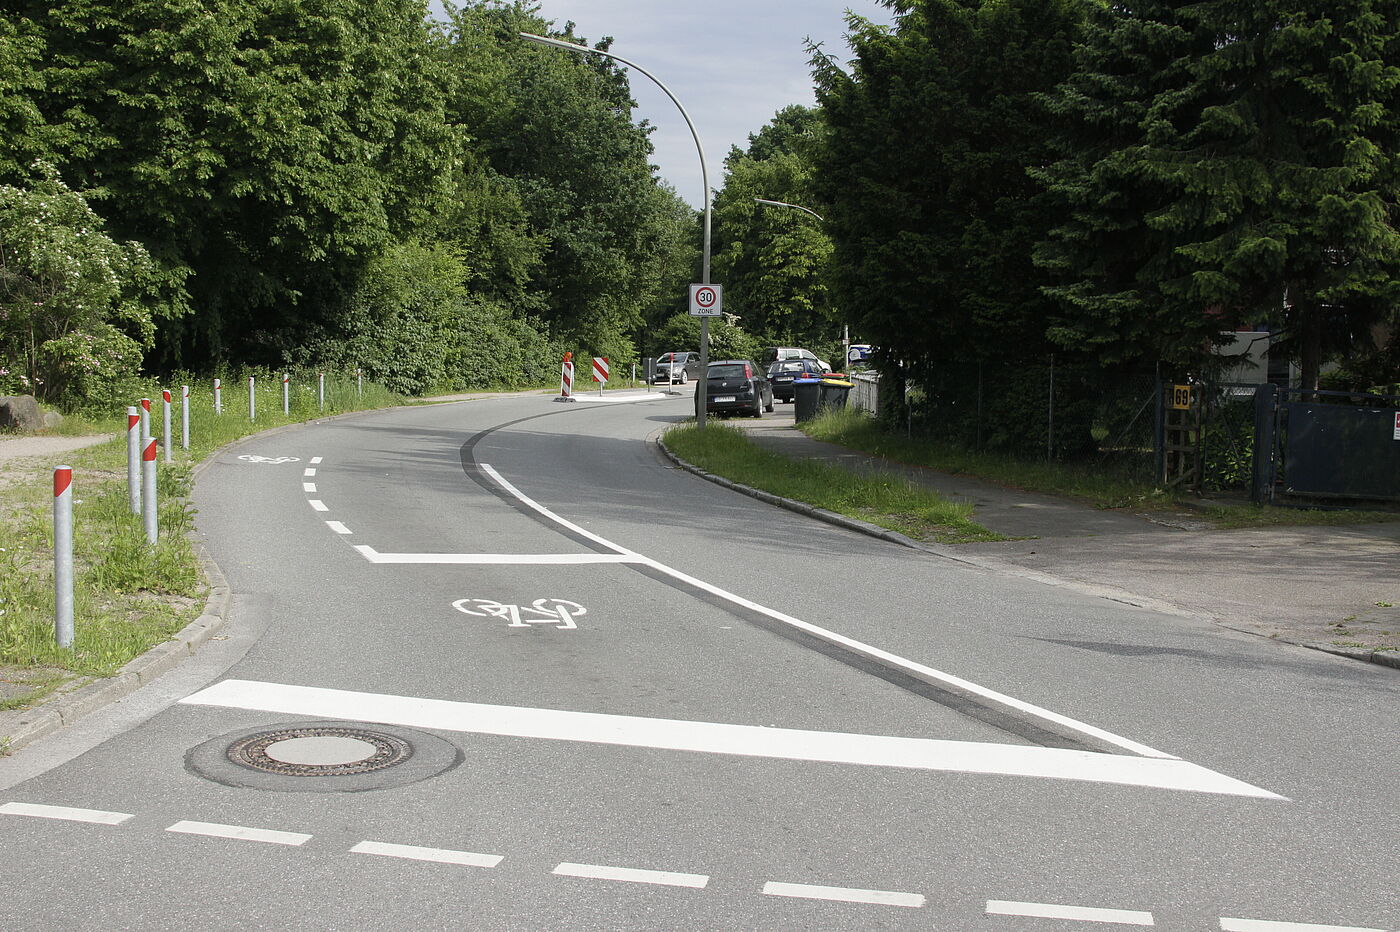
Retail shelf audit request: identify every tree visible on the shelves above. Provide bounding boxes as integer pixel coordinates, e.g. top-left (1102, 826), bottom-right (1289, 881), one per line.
top-left (1038, 1), bottom-right (1400, 388)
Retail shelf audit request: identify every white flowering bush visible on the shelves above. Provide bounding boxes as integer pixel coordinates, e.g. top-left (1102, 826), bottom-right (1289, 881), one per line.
top-left (0, 162), bottom-right (157, 410)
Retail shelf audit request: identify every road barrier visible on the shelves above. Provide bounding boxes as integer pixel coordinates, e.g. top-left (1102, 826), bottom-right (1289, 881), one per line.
top-left (139, 397), bottom-right (151, 443)
top-left (283, 373), bottom-right (290, 415)
top-left (162, 389), bottom-right (173, 463)
top-left (557, 359), bottom-right (576, 402)
top-left (53, 465), bottom-right (73, 648)
top-left (141, 438), bottom-right (158, 544)
top-left (126, 406), bottom-right (141, 514)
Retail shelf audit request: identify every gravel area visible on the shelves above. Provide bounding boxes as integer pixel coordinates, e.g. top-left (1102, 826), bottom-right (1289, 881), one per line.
top-left (0, 434), bottom-right (108, 466)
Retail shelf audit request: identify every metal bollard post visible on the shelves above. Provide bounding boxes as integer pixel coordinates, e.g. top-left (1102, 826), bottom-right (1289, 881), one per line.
top-left (181, 385), bottom-right (190, 450)
top-left (248, 375), bottom-right (256, 421)
top-left (162, 389), bottom-right (172, 463)
top-left (126, 406), bottom-right (141, 514)
top-left (282, 373), bottom-right (290, 415)
top-left (213, 378), bottom-right (222, 415)
top-left (318, 372), bottom-right (325, 412)
top-left (141, 438), bottom-right (158, 544)
top-left (54, 466), bottom-right (74, 648)
top-left (139, 397), bottom-right (151, 442)
top-left (356, 368), bottom-right (362, 399)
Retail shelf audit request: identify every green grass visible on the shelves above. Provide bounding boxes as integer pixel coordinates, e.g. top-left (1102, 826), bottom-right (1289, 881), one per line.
top-left (0, 370), bottom-right (406, 715)
top-left (663, 421), bottom-right (1006, 544)
top-left (801, 406), bottom-right (1400, 528)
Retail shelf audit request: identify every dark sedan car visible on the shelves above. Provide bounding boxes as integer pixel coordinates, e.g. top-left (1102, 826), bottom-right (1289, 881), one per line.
top-left (767, 358), bottom-right (825, 403)
top-left (704, 360), bottom-right (774, 417)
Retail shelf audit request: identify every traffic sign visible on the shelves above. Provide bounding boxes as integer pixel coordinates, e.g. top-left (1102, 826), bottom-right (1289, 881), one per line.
top-left (592, 356), bottom-right (609, 383)
top-left (689, 283), bottom-right (722, 317)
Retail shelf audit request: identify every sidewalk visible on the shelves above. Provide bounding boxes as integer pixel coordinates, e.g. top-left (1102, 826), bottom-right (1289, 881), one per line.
top-left (731, 412), bottom-right (1400, 667)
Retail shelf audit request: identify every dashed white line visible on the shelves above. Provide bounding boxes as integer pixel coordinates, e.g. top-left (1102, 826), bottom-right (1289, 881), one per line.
top-left (166, 820), bottom-right (310, 846)
top-left (303, 468), bottom-right (317, 477)
top-left (309, 457), bottom-right (322, 465)
top-left (1220, 920), bottom-right (1388, 932)
top-left (0, 802), bottom-right (133, 825)
top-left (763, 881), bottom-right (925, 908)
top-left (303, 482), bottom-right (317, 493)
top-left (351, 840), bottom-right (501, 868)
top-left (353, 545), bottom-right (641, 565)
top-left (326, 521), bottom-right (352, 535)
top-left (308, 500), bottom-right (329, 512)
top-left (988, 900), bottom-right (1154, 925)
top-left (554, 862), bottom-right (708, 889)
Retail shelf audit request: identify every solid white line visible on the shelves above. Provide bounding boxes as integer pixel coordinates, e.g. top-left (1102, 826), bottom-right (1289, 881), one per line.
top-left (351, 840), bottom-right (501, 868)
top-left (571, 392), bottom-right (668, 404)
top-left (353, 544), bottom-right (641, 565)
top-left (0, 802), bottom-right (133, 825)
top-left (179, 680), bottom-right (1283, 798)
top-left (303, 468), bottom-right (316, 477)
top-left (554, 862), bottom-right (708, 888)
top-left (988, 900), bottom-right (1154, 925)
top-left (166, 820), bottom-right (310, 846)
top-left (477, 463), bottom-right (1174, 762)
top-left (310, 457), bottom-right (322, 465)
top-left (308, 499), bottom-right (329, 512)
top-left (763, 881), bottom-right (925, 908)
top-left (1221, 920), bottom-right (1387, 932)
top-left (303, 482), bottom-right (317, 493)
top-left (326, 521), bottom-right (352, 535)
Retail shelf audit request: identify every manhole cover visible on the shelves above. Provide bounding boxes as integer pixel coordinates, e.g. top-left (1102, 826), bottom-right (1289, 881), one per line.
top-left (187, 720), bottom-right (462, 793)
top-left (227, 726), bottom-right (411, 777)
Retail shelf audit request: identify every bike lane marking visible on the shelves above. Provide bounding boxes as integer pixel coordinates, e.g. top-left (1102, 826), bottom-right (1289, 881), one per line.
top-left (166, 820), bottom-right (310, 846)
top-left (763, 881), bottom-right (925, 908)
top-left (351, 840), bottom-right (502, 869)
top-left (553, 862), bottom-right (709, 889)
top-left (987, 900), bottom-right (1154, 925)
top-left (0, 802), bottom-right (133, 825)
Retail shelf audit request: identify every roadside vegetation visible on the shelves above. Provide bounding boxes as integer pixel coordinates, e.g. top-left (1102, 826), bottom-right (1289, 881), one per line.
top-left (663, 420), bottom-right (1006, 545)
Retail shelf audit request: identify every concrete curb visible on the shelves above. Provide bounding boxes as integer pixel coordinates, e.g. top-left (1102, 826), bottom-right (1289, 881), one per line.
top-left (655, 436), bottom-right (1398, 673)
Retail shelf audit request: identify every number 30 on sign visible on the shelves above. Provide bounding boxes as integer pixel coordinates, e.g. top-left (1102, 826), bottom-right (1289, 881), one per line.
top-left (1170, 384), bottom-right (1192, 410)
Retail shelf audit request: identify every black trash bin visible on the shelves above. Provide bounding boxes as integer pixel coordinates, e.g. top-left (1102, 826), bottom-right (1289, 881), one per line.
top-left (793, 378), bottom-right (823, 423)
top-left (818, 378), bottom-right (853, 411)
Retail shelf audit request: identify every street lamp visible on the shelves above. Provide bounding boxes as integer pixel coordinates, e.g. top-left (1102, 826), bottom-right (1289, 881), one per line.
top-left (754, 197), bottom-right (825, 222)
top-left (753, 198), bottom-right (851, 368)
top-left (518, 32), bottom-right (715, 427)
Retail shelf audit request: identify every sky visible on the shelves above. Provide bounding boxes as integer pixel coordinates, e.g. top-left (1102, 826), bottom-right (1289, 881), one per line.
top-left (526, 0), bottom-right (898, 208)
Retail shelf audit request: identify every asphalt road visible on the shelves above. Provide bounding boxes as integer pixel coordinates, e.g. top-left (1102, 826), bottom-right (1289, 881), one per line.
top-left (1, 392), bottom-right (1396, 931)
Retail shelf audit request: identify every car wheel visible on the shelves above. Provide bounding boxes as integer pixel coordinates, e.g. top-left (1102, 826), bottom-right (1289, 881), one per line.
top-left (679, 371), bottom-right (688, 385)
top-left (764, 392), bottom-right (774, 413)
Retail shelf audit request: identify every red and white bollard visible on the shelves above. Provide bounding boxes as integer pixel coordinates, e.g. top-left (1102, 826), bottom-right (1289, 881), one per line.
top-left (213, 378), bottom-right (222, 415)
top-left (181, 385), bottom-right (190, 449)
top-left (282, 373), bottom-right (290, 415)
top-left (54, 465), bottom-right (74, 648)
top-left (139, 397), bottom-right (151, 443)
top-left (162, 389), bottom-right (172, 462)
top-left (126, 406), bottom-right (141, 514)
top-left (142, 438), bottom-right (158, 544)
top-left (557, 360), bottom-right (575, 402)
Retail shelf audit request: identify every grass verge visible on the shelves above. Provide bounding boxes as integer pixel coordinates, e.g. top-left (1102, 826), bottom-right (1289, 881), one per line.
top-left (0, 370), bottom-right (403, 715)
top-left (801, 407), bottom-right (1400, 528)
top-left (663, 420), bottom-right (1006, 544)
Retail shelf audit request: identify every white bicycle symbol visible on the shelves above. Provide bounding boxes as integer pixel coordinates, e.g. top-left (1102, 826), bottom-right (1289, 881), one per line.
top-left (237, 455), bottom-right (301, 464)
top-left (453, 598), bottom-right (586, 630)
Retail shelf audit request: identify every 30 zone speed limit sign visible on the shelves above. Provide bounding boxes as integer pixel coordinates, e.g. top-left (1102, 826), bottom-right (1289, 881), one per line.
top-left (689, 283), bottom-right (722, 317)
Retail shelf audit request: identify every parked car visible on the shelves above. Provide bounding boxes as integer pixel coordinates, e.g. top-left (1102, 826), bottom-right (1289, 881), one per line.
top-left (705, 360), bottom-right (774, 417)
top-left (760, 346), bottom-right (831, 373)
top-left (652, 351), bottom-right (700, 384)
top-left (767, 358), bottom-right (825, 403)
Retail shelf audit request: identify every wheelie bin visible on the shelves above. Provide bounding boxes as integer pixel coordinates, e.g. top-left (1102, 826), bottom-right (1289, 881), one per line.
top-left (792, 377), bottom-right (823, 423)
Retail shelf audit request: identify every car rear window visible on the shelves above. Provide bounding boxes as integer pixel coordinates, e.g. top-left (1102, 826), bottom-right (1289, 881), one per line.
top-left (708, 364), bottom-right (747, 379)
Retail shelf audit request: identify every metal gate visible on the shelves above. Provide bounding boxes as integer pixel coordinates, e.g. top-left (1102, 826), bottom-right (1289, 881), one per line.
top-left (1251, 385), bottom-right (1400, 503)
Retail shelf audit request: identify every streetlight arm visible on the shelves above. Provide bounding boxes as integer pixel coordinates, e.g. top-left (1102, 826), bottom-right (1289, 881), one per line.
top-left (754, 198), bottom-right (824, 222)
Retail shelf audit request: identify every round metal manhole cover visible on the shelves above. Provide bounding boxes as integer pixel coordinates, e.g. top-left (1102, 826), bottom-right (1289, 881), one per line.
top-left (187, 721), bottom-right (462, 793)
top-left (227, 726), bottom-right (412, 777)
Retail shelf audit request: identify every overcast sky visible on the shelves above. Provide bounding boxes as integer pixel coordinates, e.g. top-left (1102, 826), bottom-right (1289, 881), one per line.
top-left (527, 0), bottom-right (897, 208)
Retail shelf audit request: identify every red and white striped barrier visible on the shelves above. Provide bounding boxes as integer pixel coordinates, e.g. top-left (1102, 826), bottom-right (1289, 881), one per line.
top-left (139, 397), bottom-right (151, 442)
top-left (126, 406), bottom-right (141, 514)
top-left (141, 438), bottom-right (158, 544)
top-left (162, 389), bottom-right (172, 462)
top-left (53, 465), bottom-right (73, 647)
top-left (592, 356), bottom-right (609, 386)
top-left (557, 360), bottom-right (576, 402)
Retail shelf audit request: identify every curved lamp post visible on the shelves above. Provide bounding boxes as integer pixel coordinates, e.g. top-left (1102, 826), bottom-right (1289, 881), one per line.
top-left (754, 197), bottom-right (824, 223)
top-left (519, 32), bottom-right (715, 427)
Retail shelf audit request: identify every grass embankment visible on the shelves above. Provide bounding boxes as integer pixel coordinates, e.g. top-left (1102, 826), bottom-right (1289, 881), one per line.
top-left (663, 420), bottom-right (1006, 544)
top-left (0, 373), bottom-right (402, 713)
top-left (801, 406), bottom-right (1400, 528)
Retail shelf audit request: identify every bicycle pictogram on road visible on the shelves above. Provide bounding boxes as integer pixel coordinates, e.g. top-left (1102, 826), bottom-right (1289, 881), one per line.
top-left (453, 598), bottom-right (586, 630)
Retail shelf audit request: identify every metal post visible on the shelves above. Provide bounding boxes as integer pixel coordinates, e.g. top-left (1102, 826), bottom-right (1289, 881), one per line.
top-left (1047, 355), bottom-right (1055, 463)
top-left (356, 368), bottom-right (362, 399)
top-left (53, 466), bottom-right (73, 648)
top-left (162, 389), bottom-right (172, 463)
top-left (213, 378), bottom-right (222, 415)
top-left (1251, 382), bottom-right (1279, 504)
top-left (283, 373), bottom-right (290, 415)
top-left (126, 406), bottom-right (141, 514)
top-left (248, 375), bottom-right (256, 421)
top-left (318, 372), bottom-right (325, 411)
top-left (141, 438), bottom-right (158, 544)
top-left (139, 398), bottom-right (151, 443)
top-left (181, 385), bottom-right (190, 450)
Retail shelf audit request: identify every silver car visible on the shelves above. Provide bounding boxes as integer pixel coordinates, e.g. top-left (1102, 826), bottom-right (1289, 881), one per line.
top-left (652, 351), bottom-right (701, 384)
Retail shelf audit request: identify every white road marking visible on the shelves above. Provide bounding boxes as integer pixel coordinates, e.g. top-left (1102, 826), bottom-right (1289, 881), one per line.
top-left (326, 521), bottom-right (352, 535)
top-left (554, 862), bottom-right (708, 888)
top-left (354, 544), bottom-right (641, 565)
top-left (571, 392), bottom-right (668, 404)
top-left (308, 500), bottom-right (329, 512)
top-left (763, 881), bottom-right (925, 908)
top-left (988, 900), bottom-right (1154, 925)
top-left (351, 840), bottom-right (502, 868)
top-left (304, 468), bottom-right (317, 476)
top-left (476, 464), bottom-right (1201, 766)
top-left (166, 820), bottom-right (311, 846)
top-left (1220, 920), bottom-right (1388, 932)
top-left (310, 457), bottom-right (322, 464)
top-left (179, 680), bottom-right (1281, 797)
top-left (0, 802), bottom-right (133, 825)
top-left (303, 482), bottom-right (316, 493)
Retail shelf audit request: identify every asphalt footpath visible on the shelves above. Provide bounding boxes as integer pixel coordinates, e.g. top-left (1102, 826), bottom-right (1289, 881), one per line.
top-left (727, 411), bottom-right (1400, 670)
